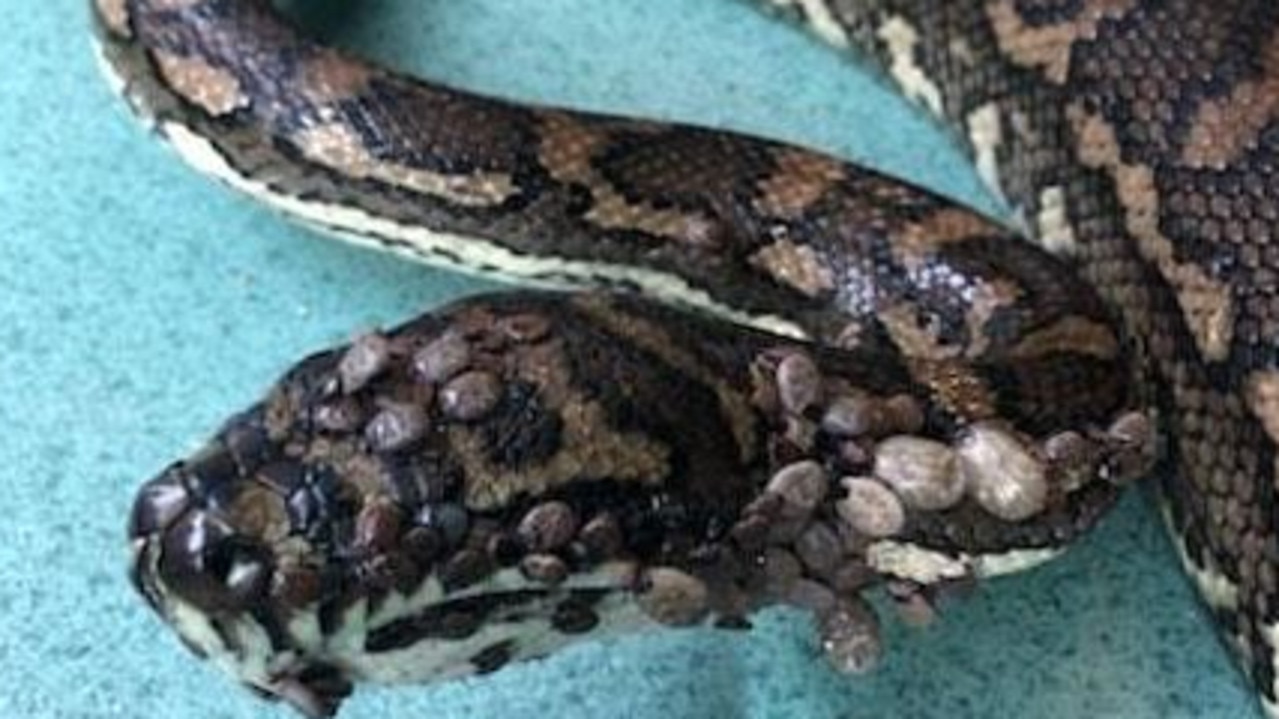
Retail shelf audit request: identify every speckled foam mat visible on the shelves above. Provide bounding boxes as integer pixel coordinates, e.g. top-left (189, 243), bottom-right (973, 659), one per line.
top-left (0, 1), bottom-right (1254, 717)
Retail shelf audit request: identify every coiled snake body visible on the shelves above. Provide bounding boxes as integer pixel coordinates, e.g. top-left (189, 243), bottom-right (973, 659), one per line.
top-left (92, 0), bottom-right (1279, 716)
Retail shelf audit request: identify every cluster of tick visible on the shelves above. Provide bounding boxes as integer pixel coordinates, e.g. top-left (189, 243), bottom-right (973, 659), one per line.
top-left (711, 345), bottom-right (1157, 671)
top-left (129, 300), bottom-right (1156, 686)
top-left (292, 312), bottom-right (658, 628)
top-left (130, 304), bottom-right (754, 654)
top-left (325, 313), bottom-right (740, 635)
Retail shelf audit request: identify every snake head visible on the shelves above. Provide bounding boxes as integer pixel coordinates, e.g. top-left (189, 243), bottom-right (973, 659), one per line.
top-left (127, 437), bottom-right (357, 718)
top-left (122, 295), bottom-right (747, 716)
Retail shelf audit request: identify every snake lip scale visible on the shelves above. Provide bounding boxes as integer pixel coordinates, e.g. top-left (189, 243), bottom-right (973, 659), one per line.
top-left (92, 0), bottom-right (1278, 717)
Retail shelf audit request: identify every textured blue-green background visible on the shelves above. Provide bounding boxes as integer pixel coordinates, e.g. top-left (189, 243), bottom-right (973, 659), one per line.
top-left (0, 1), bottom-right (1256, 717)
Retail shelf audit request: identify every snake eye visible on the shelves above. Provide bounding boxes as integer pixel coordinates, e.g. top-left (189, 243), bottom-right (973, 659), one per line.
top-left (158, 509), bottom-right (272, 614)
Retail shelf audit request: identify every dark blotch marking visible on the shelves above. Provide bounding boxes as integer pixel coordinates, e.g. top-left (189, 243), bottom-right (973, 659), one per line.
top-left (366, 590), bottom-right (545, 652)
top-left (550, 598), bottom-right (600, 635)
top-left (592, 126), bottom-right (775, 227)
top-left (330, 76), bottom-right (537, 175)
top-left (470, 639), bottom-right (516, 675)
top-left (986, 354), bottom-right (1130, 435)
top-left (289, 662), bottom-right (355, 717)
top-left (436, 609), bottom-right (483, 640)
top-left (559, 304), bottom-right (757, 512)
top-left (480, 380), bottom-right (564, 468)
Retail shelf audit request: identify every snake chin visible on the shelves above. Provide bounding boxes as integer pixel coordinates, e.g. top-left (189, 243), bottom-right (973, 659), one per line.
top-left (128, 521), bottom-right (335, 715)
top-left (130, 524), bottom-right (643, 717)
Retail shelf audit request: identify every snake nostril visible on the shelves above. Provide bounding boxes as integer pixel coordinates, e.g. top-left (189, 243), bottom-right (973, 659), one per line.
top-left (128, 466), bottom-right (192, 539)
top-left (158, 509), bottom-right (273, 613)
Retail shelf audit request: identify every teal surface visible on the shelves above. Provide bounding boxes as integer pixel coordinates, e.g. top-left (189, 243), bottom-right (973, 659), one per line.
top-left (0, 1), bottom-right (1257, 717)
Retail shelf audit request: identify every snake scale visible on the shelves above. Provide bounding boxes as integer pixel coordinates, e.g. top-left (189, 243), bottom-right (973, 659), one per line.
top-left (90, 0), bottom-right (1279, 715)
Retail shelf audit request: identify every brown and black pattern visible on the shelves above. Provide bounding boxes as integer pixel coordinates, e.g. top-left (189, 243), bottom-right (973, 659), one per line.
top-left (85, 0), bottom-right (1273, 714)
top-left (763, 0), bottom-right (1279, 713)
top-left (92, 0), bottom-right (1123, 356)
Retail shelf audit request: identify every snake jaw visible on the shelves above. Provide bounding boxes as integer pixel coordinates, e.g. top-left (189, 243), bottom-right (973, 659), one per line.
top-left (259, 665), bottom-right (354, 719)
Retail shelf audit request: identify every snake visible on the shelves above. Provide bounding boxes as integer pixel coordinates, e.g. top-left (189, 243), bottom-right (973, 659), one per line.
top-left (89, 0), bottom-right (1279, 716)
